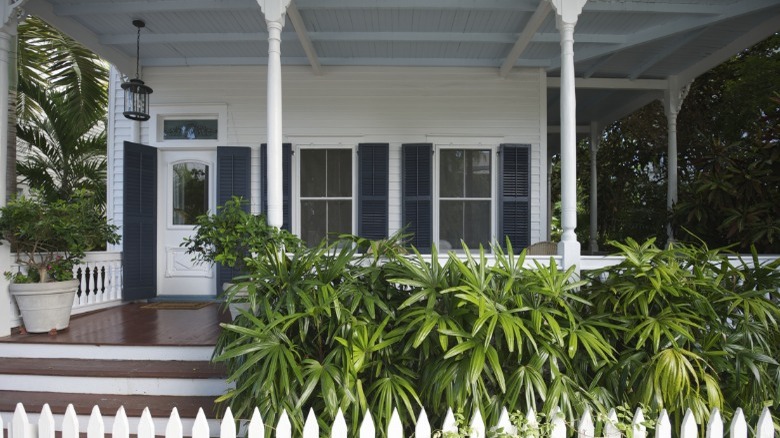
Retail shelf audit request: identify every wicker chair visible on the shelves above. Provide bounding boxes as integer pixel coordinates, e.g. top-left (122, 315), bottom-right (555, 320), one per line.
top-left (526, 241), bottom-right (558, 255)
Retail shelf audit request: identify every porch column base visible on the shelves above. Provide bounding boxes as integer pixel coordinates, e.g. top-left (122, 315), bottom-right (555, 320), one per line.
top-left (558, 239), bottom-right (581, 275)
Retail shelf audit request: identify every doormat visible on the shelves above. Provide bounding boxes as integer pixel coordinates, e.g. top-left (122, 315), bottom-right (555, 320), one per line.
top-left (140, 302), bottom-right (211, 310)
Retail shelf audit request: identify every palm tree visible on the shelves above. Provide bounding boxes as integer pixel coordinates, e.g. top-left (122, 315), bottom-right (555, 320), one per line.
top-left (14, 16), bottom-right (109, 204)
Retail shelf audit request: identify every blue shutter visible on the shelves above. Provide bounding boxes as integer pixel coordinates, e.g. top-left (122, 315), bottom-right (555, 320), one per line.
top-left (261, 143), bottom-right (292, 231)
top-left (123, 142), bottom-right (157, 301)
top-left (402, 143), bottom-right (432, 253)
top-left (498, 144), bottom-right (531, 252)
top-left (216, 147), bottom-right (252, 288)
top-left (358, 143), bottom-right (389, 239)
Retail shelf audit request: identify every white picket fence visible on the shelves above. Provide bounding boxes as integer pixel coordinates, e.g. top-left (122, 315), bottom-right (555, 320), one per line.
top-left (2, 403), bottom-right (775, 438)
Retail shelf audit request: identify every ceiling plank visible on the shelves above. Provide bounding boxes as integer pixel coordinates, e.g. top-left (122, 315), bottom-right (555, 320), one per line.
top-left (293, 0), bottom-right (538, 11)
top-left (547, 77), bottom-right (667, 90)
top-left (499, 0), bottom-right (551, 78)
top-left (55, 0), bottom-right (257, 16)
top-left (547, 0), bottom-right (780, 71)
top-left (628, 28), bottom-right (706, 80)
top-left (25, 0), bottom-right (136, 75)
top-left (142, 56), bottom-right (551, 68)
top-left (287, 1), bottom-right (321, 75)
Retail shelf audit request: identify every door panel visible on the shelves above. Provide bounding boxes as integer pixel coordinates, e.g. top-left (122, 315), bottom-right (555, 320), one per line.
top-left (123, 142), bottom-right (157, 301)
top-left (157, 150), bottom-right (217, 296)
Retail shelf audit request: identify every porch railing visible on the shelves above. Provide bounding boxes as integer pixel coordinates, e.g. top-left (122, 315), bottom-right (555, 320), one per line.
top-left (8, 251), bottom-right (123, 327)
top-left (4, 402), bottom-right (775, 438)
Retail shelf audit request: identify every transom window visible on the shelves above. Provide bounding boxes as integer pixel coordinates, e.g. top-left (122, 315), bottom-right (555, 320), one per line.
top-left (299, 148), bottom-right (353, 246)
top-left (172, 161), bottom-right (209, 225)
top-left (438, 148), bottom-right (492, 250)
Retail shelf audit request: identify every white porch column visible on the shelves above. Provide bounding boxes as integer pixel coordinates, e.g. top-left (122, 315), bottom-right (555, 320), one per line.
top-left (663, 76), bottom-right (689, 243)
top-left (551, 0), bottom-right (587, 271)
top-left (589, 121), bottom-right (600, 254)
top-left (258, 0), bottom-right (291, 228)
top-left (0, 9), bottom-right (19, 337)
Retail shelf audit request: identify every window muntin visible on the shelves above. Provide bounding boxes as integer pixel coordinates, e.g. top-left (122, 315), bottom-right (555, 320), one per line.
top-left (299, 148), bottom-right (353, 245)
top-left (438, 148), bottom-right (492, 250)
top-left (172, 162), bottom-right (209, 225)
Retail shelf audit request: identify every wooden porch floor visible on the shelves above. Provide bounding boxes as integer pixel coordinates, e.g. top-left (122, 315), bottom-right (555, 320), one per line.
top-left (0, 303), bottom-right (230, 346)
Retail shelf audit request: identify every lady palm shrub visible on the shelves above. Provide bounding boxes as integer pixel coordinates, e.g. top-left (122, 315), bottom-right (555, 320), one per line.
top-left (213, 234), bottom-right (780, 436)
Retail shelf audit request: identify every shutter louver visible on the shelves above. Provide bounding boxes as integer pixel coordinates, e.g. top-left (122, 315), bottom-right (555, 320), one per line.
top-left (358, 143), bottom-right (389, 240)
top-left (498, 144), bottom-right (531, 252)
top-left (216, 147), bottom-right (252, 287)
top-left (123, 142), bottom-right (157, 301)
top-left (402, 143), bottom-right (432, 253)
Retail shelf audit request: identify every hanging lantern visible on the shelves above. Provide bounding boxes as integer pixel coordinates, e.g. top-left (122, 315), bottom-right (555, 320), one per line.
top-left (122, 20), bottom-right (153, 121)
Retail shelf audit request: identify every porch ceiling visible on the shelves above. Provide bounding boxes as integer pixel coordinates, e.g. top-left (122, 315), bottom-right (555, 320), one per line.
top-left (23, 0), bottom-right (780, 127)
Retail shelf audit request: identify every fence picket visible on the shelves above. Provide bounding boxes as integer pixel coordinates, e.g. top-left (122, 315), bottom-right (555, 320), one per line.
top-left (248, 408), bottom-right (264, 438)
top-left (332, 409), bottom-right (347, 438)
top-left (62, 404), bottom-right (79, 438)
top-left (680, 409), bottom-right (697, 438)
top-left (0, 406), bottom-right (4, 438)
top-left (138, 407), bottom-right (154, 438)
top-left (757, 407), bottom-right (774, 438)
top-left (415, 409), bottom-right (430, 438)
top-left (525, 408), bottom-right (539, 438)
top-left (731, 408), bottom-right (747, 438)
top-left (166, 408), bottom-right (183, 438)
top-left (221, 407), bottom-right (236, 438)
top-left (359, 410), bottom-right (376, 438)
top-left (12, 403), bottom-right (28, 438)
top-left (38, 404), bottom-right (54, 438)
top-left (550, 408), bottom-right (566, 438)
top-left (469, 410), bottom-right (485, 438)
top-left (112, 406), bottom-right (129, 438)
top-left (578, 407), bottom-right (594, 438)
top-left (192, 408), bottom-right (209, 438)
top-left (88, 406), bottom-right (105, 438)
top-left (495, 407), bottom-right (515, 437)
top-left (387, 409), bottom-right (402, 438)
top-left (656, 410), bottom-right (671, 438)
top-left (276, 411), bottom-right (291, 438)
top-left (707, 408), bottom-right (723, 438)
top-left (302, 409), bottom-right (318, 438)
top-left (442, 408), bottom-right (457, 434)
top-left (633, 408), bottom-right (646, 438)
top-left (605, 409), bottom-right (620, 438)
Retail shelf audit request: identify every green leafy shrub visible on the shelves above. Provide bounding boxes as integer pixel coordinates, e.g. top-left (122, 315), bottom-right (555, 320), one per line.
top-left (213, 236), bottom-right (780, 436)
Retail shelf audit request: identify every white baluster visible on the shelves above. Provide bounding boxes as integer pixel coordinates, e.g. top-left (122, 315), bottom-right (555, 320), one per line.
top-left (112, 406), bottom-right (129, 438)
top-left (192, 408), bottom-right (209, 438)
top-left (248, 408), bottom-right (264, 438)
top-left (222, 407), bottom-right (236, 438)
top-left (706, 408), bottom-right (723, 438)
top-left (756, 408), bottom-right (774, 438)
top-left (165, 408), bottom-right (183, 438)
top-left (469, 409), bottom-right (485, 438)
top-left (414, 409), bottom-right (430, 438)
top-left (730, 408), bottom-right (747, 438)
top-left (276, 411), bottom-right (291, 438)
top-left (332, 409), bottom-right (347, 438)
top-left (655, 410), bottom-right (671, 438)
top-left (88, 406), bottom-right (104, 438)
top-left (77, 264), bottom-right (88, 306)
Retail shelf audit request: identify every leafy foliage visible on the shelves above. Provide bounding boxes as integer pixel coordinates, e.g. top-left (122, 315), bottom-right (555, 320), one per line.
top-left (213, 235), bottom-right (780, 436)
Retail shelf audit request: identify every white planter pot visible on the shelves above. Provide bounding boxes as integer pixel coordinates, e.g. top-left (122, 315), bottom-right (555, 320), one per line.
top-left (222, 282), bottom-right (250, 320)
top-left (10, 279), bottom-right (79, 333)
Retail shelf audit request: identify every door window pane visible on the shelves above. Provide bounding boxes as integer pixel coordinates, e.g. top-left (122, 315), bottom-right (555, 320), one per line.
top-left (172, 162), bottom-right (209, 225)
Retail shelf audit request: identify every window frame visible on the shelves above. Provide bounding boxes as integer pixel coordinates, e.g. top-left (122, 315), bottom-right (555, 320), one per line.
top-left (293, 144), bottom-right (358, 244)
top-left (149, 104), bottom-right (228, 148)
top-left (432, 143), bottom-right (498, 253)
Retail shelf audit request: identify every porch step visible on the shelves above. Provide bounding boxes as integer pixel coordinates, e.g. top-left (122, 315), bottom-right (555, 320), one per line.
top-left (0, 358), bottom-right (229, 397)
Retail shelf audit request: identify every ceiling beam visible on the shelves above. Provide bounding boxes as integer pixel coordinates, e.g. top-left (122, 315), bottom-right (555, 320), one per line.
top-left (627, 28), bottom-right (706, 80)
top-left (25, 0), bottom-right (136, 75)
top-left (678, 15), bottom-right (780, 85)
top-left (547, 0), bottom-right (780, 71)
top-left (287, 1), bottom-right (321, 75)
top-left (499, 0), bottom-right (551, 78)
top-left (547, 77), bottom-right (668, 90)
top-left (54, 0), bottom-right (257, 16)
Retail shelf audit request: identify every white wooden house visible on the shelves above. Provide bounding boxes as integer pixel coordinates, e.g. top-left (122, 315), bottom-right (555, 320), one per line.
top-left (0, 0), bottom-right (778, 324)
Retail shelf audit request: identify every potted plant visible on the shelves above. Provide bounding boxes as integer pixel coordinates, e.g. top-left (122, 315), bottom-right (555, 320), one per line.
top-left (182, 196), bottom-right (300, 318)
top-left (0, 191), bottom-right (120, 333)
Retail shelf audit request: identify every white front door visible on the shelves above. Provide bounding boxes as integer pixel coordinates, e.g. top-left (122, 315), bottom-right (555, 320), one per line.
top-left (157, 150), bottom-right (217, 296)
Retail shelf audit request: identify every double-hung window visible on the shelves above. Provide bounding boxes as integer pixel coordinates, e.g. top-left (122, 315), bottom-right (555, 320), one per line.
top-left (299, 148), bottom-right (354, 246)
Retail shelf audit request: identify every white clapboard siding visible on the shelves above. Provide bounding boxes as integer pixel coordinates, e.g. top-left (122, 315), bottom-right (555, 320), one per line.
top-left (6, 403), bottom-right (776, 438)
